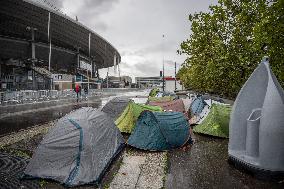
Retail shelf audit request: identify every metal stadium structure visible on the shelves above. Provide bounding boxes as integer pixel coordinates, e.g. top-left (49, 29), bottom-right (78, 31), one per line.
top-left (0, 0), bottom-right (121, 90)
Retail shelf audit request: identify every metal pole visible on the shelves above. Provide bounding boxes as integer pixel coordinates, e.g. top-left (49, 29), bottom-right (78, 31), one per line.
top-left (48, 12), bottom-right (51, 72)
top-left (162, 34), bottom-right (165, 91)
top-left (163, 61), bottom-right (165, 91)
top-left (87, 69), bottom-right (89, 90)
top-left (175, 62), bottom-right (177, 91)
top-left (118, 63), bottom-right (121, 87)
top-left (88, 33), bottom-right (91, 90)
top-left (107, 67), bottom-right (109, 89)
top-left (114, 53), bottom-right (116, 74)
top-left (31, 29), bottom-right (35, 60)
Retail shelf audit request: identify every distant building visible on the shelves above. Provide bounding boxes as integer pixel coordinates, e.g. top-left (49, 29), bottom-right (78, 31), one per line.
top-left (135, 76), bottom-right (183, 91)
top-left (164, 77), bottom-right (184, 92)
top-left (135, 76), bottom-right (162, 88)
top-left (105, 76), bottom-right (132, 88)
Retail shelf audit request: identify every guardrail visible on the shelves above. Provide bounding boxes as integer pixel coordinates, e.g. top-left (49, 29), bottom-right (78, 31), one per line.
top-left (0, 88), bottom-right (143, 106)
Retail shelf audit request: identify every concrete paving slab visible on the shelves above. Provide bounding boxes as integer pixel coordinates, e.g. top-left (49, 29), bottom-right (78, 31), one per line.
top-left (110, 150), bottom-right (167, 189)
top-left (110, 155), bottom-right (146, 189)
top-left (136, 152), bottom-right (167, 189)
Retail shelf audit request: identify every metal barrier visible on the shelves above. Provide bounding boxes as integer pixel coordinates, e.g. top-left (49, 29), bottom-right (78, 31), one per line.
top-left (0, 88), bottom-right (142, 105)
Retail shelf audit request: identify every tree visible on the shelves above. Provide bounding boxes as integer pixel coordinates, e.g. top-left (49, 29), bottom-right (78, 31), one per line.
top-left (178, 0), bottom-right (284, 98)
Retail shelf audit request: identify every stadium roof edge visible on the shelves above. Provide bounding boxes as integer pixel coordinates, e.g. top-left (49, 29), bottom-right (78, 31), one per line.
top-left (23, 0), bottom-right (121, 62)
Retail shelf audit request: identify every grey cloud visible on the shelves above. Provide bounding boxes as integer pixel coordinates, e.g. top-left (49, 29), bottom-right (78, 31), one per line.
top-left (164, 60), bottom-right (175, 66)
top-left (134, 61), bottom-right (161, 76)
top-left (93, 21), bottom-right (108, 32)
top-left (32, 0), bottom-right (218, 79)
top-left (76, 0), bottom-right (119, 18)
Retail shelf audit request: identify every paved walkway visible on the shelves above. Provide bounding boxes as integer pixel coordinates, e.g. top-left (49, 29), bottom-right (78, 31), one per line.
top-left (110, 150), bottom-right (167, 189)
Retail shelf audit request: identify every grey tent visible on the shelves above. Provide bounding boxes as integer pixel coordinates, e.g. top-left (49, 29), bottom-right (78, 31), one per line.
top-left (24, 107), bottom-right (125, 186)
top-left (101, 96), bottom-right (130, 121)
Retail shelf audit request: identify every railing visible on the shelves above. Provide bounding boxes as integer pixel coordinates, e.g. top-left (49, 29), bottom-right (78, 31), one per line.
top-left (0, 88), bottom-right (142, 106)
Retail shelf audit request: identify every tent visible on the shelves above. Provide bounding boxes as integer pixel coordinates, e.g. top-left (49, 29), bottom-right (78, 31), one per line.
top-left (182, 98), bottom-right (193, 112)
top-left (193, 104), bottom-right (232, 138)
top-left (161, 91), bottom-right (178, 99)
top-left (128, 111), bottom-right (192, 151)
top-left (115, 101), bottom-right (162, 133)
top-left (148, 96), bottom-right (174, 103)
top-left (24, 107), bottom-right (125, 187)
top-left (188, 96), bottom-right (207, 124)
top-left (149, 99), bottom-right (189, 119)
top-left (149, 88), bottom-right (160, 97)
top-left (189, 96), bottom-right (206, 115)
top-left (101, 96), bottom-right (130, 121)
top-left (149, 99), bottom-right (185, 112)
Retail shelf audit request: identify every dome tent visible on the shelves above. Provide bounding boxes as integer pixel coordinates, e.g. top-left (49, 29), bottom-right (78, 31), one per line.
top-left (101, 96), bottom-right (130, 121)
top-left (148, 96), bottom-right (175, 103)
top-left (148, 99), bottom-right (185, 113)
top-left (115, 101), bottom-right (162, 133)
top-left (193, 104), bottom-right (232, 138)
top-left (149, 88), bottom-right (160, 97)
top-left (128, 111), bottom-right (192, 151)
top-left (24, 107), bottom-right (125, 187)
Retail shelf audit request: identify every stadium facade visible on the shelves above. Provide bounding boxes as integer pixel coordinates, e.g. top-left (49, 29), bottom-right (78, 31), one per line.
top-left (0, 0), bottom-right (121, 91)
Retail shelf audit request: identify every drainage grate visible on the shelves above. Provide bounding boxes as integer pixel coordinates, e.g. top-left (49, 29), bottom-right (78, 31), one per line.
top-left (0, 153), bottom-right (39, 189)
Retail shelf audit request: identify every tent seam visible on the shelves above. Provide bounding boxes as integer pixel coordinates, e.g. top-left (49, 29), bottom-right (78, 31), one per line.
top-left (65, 118), bottom-right (84, 186)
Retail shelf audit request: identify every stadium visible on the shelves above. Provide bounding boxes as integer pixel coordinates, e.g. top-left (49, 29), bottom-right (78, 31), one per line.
top-left (0, 0), bottom-right (121, 90)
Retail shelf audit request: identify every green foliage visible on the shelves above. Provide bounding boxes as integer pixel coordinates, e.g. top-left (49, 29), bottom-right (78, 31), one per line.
top-left (178, 0), bottom-right (284, 98)
top-left (39, 179), bottom-right (48, 188)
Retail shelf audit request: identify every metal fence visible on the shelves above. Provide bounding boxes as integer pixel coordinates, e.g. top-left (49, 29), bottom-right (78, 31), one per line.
top-left (0, 88), bottom-right (142, 106)
top-left (0, 90), bottom-right (78, 105)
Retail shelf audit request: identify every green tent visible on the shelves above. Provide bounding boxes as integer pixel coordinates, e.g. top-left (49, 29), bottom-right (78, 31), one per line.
top-left (193, 104), bottom-right (232, 138)
top-left (128, 111), bottom-right (191, 151)
top-left (149, 88), bottom-right (160, 97)
top-left (115, 101), bottom-right (162, 133)
top-left (148, 96), bottom-right (174, 103)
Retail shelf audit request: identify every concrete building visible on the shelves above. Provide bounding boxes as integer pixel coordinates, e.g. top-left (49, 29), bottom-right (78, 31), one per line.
top-left (164, 77), bottom-right (184, 92)
top-left (135, 76), bottom-right (162, 88)
top-left (107, 76), bottom-right (132, 88)
top-left (0, 0), bottom-right (121, 91)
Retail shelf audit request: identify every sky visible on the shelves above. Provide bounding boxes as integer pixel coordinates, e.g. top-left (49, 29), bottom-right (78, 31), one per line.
top-left (32, 0), bottom-right (217, 80)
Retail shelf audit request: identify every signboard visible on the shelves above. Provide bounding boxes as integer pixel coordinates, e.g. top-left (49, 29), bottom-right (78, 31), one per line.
top-left (79, 60), bottom-right (92, 71)
top-left (75, 75), bottom-right (83, 82)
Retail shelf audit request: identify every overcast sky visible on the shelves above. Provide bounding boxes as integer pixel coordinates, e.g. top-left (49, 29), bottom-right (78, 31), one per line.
top-left (33, 0), bottom-right (217, 80)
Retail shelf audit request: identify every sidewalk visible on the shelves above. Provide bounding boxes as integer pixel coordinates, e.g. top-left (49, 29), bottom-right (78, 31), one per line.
top-left (110, 148), bottom-right (167, 189)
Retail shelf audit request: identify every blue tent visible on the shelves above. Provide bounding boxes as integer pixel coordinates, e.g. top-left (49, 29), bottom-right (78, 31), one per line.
top-left (189, 96), bottom-right (206, 115)
top-left (127, 111), bottom-right (191, 151)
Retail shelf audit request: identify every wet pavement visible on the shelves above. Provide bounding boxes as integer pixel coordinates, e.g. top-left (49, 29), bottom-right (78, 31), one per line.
top-left (165, 134), bottom-right (284, 189)
top-left (0, 100), bottom-right (101, 136)
top-left (1, 89), bottom-right (283, 189)
top-left (0, 89), bottom-right (149, 136)
top-left (0, 90), bottom-right (151, 189)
